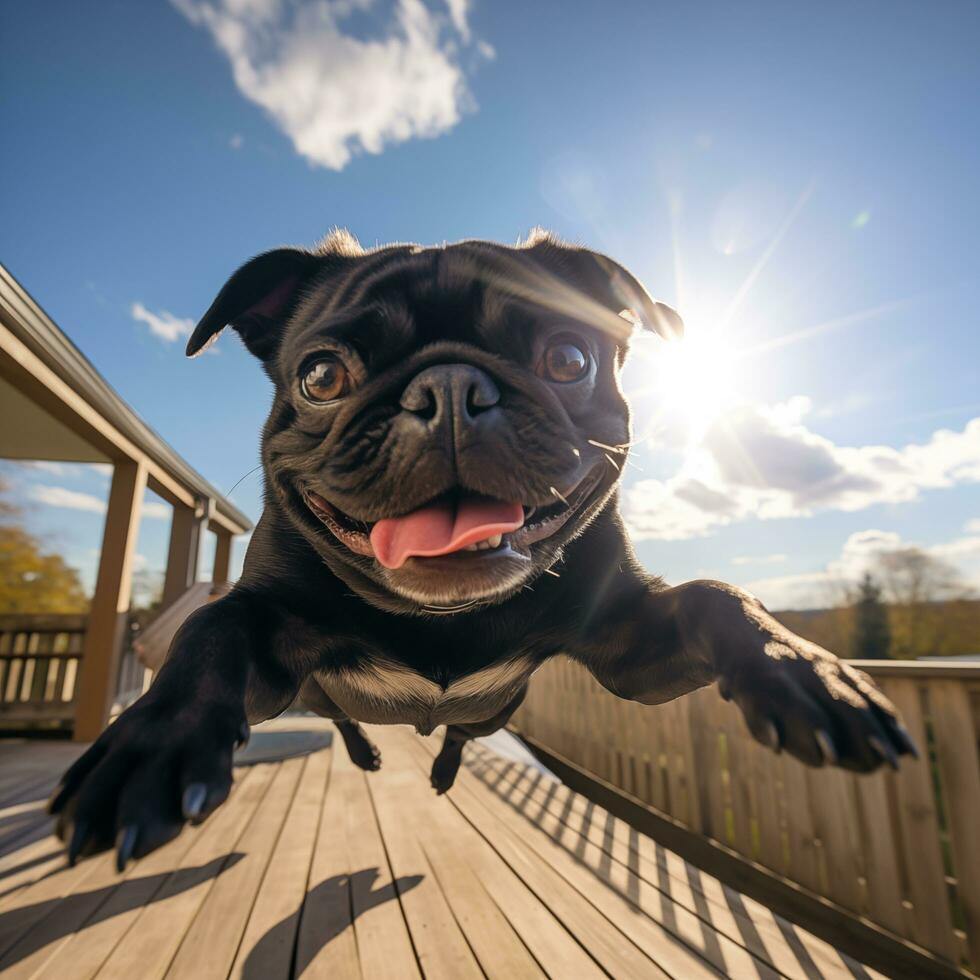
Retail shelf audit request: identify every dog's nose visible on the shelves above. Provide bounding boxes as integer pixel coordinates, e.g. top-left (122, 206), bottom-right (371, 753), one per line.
top-left (400, 364), bottom-right (500, 425)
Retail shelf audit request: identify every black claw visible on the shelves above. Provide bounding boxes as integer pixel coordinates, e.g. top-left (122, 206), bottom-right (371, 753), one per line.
top-left (116, 825), bottom-right (138, 872)
top-left (814, 730), bottom-right (838, 766)
top-left (48, 782), bottom-right (70, 816)
top-left (868, 735), bottom-right (900, 770)
top-left (68, 819), bottom-right (89, 867)
top-left (764, 720), bottom-right (781, 753)
top-left (894, 724), bottom-right (920, 759)
top-left (182, 783), bottom-right (208, 820)
top-left (236, 721), bottom-right (251, 749)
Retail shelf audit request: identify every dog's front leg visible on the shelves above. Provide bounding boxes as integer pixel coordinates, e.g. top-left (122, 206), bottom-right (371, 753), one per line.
top-left (573, 578), bottom-right (917, 772)
top-left (49, 591), bottom-right (300, 869)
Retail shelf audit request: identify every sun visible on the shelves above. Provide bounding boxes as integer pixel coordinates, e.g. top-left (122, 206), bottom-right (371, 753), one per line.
top-left (625, 325), bottom-right (745, 448)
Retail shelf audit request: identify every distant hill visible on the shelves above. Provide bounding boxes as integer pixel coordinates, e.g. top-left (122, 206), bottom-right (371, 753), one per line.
top-left (773, 599), bottom-right (980, 659)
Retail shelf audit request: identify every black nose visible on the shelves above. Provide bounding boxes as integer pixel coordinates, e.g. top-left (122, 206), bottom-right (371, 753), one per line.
top-left (400, 364), bottom-right (500, 425)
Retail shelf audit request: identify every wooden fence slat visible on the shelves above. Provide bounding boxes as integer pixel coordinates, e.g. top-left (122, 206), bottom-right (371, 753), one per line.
top-left (857, 678), bottom-right (958, 961)
top-left (927, 680), bottom-right (980, 969)
top-left (512, 658), bottom-right (980, 974)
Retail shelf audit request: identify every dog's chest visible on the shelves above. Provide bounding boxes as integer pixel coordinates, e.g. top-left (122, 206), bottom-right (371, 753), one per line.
top-left (315, 654), bottom-right (537, 733)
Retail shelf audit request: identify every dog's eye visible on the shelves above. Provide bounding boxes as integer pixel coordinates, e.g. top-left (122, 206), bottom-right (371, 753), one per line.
top-left (538, 337), bottom-right (591, 384)
top-left (301, 356), bottom-right (351, 403)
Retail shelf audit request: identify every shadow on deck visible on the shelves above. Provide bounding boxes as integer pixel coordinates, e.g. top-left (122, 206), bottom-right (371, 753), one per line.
top-left (0, 718), bottom-right (885, 979)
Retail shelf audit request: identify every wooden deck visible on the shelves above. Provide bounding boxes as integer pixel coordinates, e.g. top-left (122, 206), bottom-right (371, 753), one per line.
top-left (0, 718), bottom-right (884, 979)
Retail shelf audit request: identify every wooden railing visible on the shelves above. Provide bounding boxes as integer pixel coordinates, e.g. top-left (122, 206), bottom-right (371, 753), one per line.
top-left (512, 658), bottom-right (980, 977)
top-left (0, 614), bottom-right (87, 731)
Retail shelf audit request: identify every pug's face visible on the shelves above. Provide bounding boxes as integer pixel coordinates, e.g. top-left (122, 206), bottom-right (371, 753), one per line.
top-left (188, 231), bottom-right (680, 612)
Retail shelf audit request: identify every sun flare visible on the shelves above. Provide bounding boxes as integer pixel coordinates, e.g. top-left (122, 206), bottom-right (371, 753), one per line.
top-left (626, 327), bottom-right (745, 448)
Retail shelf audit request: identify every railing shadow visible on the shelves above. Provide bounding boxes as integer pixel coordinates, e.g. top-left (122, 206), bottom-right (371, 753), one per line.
top-left (0, 853), bottom-right (244, 968)
top-left (464, 746), bottom-right (871, 980)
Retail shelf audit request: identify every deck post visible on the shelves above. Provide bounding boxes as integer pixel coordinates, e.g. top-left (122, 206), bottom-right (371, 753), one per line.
top-left (162, 498), bottom-right (208, 607)
top-left (212, 529), bottom-right (233, 586)
top-left (74, 458), bottom-right (147, 741)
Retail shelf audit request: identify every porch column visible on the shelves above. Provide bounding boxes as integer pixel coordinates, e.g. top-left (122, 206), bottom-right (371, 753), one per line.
top-left (162, 497), bottom-right (209, 607)
top-left (213, 530), bottom-right (233, 586)
top-left (75, 458), bottom-right (147, 741)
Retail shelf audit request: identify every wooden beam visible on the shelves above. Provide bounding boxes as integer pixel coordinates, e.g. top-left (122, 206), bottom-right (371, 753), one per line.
top-left (74, 459), bottom-right (147, 741)
top-left (1, 320), bottom-right (249, 537)
top-left (162, 502), bottom-right (206, 607)
top-left (0, 325), bottom-right (195, 509)
top-left (213, 531), bottom-right (233, 586)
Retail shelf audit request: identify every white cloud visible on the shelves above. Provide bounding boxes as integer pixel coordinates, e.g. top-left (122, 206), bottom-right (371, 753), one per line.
top-left (624, 397), bottom-right (980, 540)
top-left (964, 518), bottom-right (980, 534)
top-left (131, 302), bottom-right (194, 343)
top-left (27, 485), bottom-right (172, 521)
top-left (742, 527), bottom-right (980, 610)
top-left (27, 461), bottom-right (67, 476)
top-left (229, 132), bottom-right (244, 149)
top-left (29, 485), bottom-right (106, 514)
top-left (172, 0), bottom-right (486, 171)
top-left (142, 501), bottom-right (173, 520)
top-left (731, 553), bottom-right (786, 566)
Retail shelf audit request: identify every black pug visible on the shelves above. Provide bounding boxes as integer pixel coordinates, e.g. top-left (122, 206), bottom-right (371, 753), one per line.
top-left (51, 229), bottom-right (916, 870)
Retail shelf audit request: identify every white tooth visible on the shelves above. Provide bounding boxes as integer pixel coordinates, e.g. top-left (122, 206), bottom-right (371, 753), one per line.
top-left (488, 534), bottom-right (502, 548)
top-left (464, 543), bottom-right (478, 551)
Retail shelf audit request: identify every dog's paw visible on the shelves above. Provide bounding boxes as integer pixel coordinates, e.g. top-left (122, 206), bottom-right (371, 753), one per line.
top-left (49, 697), bottom-right (246, 870)
top-left (429, 747), bottom-right (463, 795)
top-left (721, 637), bottom-right (918, 773)
top-left (348, 736), bottom-right (382, 772)
top-left (337, 721), bottom-right (382, 771)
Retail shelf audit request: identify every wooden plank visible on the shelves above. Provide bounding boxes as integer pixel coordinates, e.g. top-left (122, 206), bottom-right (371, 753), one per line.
top-left (928, 680), bottom-right (980, 970)
top-left (804, 767), bottom-right (863, 913)
top-left (882, 678), bottom-right (958, 961)
top-left (224, 750), bottom-right (330, 979)
top-left (294, 748), bottom-right (361, 980)
top-left (852, 770), bottom-right (905, 935)
top-left (0, 838), bottom-right (109, 958)
top-left (470, 745), bottom-right (854, 980)
top-left (399, 731), bottom-right (699, 979)
top-left (330, 738), bottom-right (422, 980)
top-left (779, 753), bottom-right (822, 895)
top-left (373, 727), bottom-right (605, 979)
top-left (0, 837), bottom-right (66, 902)
top-left (164, 761), bottom-right (303, 980)
top-left (29, 767), bottom-right (271, 980)
top-left (92, 759), bottom-right (289, 980)
top-left (366, 763), bottom-right (483, 979)
top-left (687, 688), bottom-right (728, 846)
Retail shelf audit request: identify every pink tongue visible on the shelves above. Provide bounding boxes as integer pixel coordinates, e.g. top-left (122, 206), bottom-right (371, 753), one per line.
top-left (370, 494), bottom-right (524, 569)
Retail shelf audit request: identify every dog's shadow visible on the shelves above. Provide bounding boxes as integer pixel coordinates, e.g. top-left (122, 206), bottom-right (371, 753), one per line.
top-left (242, 866), bottom-right (422, 979)
top-left (0, 854), bottom-right (244, 968)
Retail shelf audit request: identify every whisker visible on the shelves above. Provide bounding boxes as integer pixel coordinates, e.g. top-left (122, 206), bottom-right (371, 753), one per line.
top-left (543, 567), bottom-right (561, 578)
top-left (604, 453), bottom-right (620, 470)
top-left (588, 438), bottom-right (627, 455)
top-left (225, 464), bottom-right (262, 496)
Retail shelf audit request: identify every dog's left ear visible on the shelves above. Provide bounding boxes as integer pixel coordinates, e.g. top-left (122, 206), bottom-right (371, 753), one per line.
top-left (521, 233), bottom-right (683, 342)
top-left (185, 248), bottom-right (321, 359)
top-left (587, 251), bottom-right (683, 342)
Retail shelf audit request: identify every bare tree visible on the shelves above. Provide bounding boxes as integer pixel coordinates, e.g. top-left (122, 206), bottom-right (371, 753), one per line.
top-left (872, 547), bottom-right (973, 658)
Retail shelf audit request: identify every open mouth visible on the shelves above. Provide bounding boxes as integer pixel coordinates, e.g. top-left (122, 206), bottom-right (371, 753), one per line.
top-left (302, 467), bottom-right (602, 570)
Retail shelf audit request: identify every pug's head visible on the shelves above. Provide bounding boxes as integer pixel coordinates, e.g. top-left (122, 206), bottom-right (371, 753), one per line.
top-left (188, 230), bottom-right (681, 613)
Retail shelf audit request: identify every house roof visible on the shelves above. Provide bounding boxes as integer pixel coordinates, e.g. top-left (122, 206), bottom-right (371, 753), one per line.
top-left (0, 263), bottom-right (251, 536)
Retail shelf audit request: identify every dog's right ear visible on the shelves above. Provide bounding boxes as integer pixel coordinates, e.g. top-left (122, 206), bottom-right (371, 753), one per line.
top-left (185, 248), bottom-right (320, 360)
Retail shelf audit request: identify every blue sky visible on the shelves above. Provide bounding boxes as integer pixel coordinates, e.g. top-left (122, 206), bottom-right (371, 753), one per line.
top-left (1, 0), bottom-right (979, 608)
